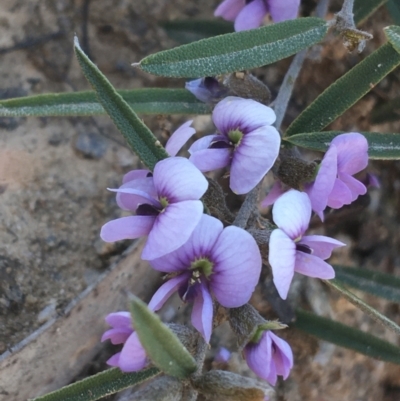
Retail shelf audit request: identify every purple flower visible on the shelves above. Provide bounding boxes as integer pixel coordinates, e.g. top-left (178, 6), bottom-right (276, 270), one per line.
top-left (100, 157), bottom-right (208, 260)
top-left (148, 214), bottom-right (262, 342)
top-left (244, 331), bottom-right (293, 385)
top-left (185, 77), bottom-right (227, 103)
top-left (189, 97), bottom-right (280, 195)
top-left (101, 311), bottom-right (147, 372)
top-left (268, 190), bottom-right (345, 299)
top-left (215, 0), bottom-right (300, 31)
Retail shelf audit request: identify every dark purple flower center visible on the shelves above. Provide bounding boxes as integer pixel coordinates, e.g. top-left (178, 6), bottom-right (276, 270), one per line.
top-left (296, 243), bottom-right (313, 254)
top-left (210, 140), bottom-right (231, 149)
top-left (136, 203), bottom-right (160, 216)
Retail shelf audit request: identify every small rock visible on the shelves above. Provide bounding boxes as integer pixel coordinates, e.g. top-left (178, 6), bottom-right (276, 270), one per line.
top-left (73, 132), bottom-right (108, 159)
top-left (37, 301), bottom-right (57, 323)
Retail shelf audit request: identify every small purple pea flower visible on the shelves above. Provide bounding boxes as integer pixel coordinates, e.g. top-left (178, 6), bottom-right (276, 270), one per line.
top-left (189, 96), bottom-right (280, 195)
top-left (148, 214), bottom-right (262, 342)
top-left (101, 311), bottom-right (147, 372)
top-left (244, 330), bottom-right (293, 386)
top-left (215, 0), bottom-right (300, 32)
top-left (100, 156), bottom-right (208, 260)
top-left (269, 190), bottom-right (345, 299)
top-left (185, 77), bottom-right (228, 104)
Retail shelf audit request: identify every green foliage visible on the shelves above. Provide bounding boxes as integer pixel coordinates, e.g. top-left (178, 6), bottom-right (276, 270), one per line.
top-left (387, 0), bottom-right (400, 25)
top-left (0, 89), bottom-right (211, 117)
top-left (285, 42), bottom-right (400, 137)
top-left (74, 37), bottom-right (169, 170)
top-left (354, 0), bottom-right (388, 25)
top-left (385, 25), bottom-right (400, 54)
top-left (284, 131), bottom-right (400, 159)
top-left (130, 296), bottom-right (197, 379)
top-left (295, 309), bottom-right (400, 365)
top-left (30, 367), bottom-right (160, 401)
top-left (138, 18), bottom-right (328, 77)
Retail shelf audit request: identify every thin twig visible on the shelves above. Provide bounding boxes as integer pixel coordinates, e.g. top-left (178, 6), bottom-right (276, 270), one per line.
top-left (232, 185), bottom-right (260, 228)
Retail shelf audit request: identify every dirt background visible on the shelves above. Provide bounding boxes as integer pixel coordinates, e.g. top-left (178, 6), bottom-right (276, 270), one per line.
top-left (1, 0), bottom-right (400, 400)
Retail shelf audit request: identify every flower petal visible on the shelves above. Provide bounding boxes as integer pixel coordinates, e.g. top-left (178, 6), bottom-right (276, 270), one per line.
top-left (112, 183), bottom-right (160, 211)
top-left (268, 229), bottom-right (296, 300)
top-left (331, 133), bottom-right (368, 175)
top-left (165, 120), bottom-right (196, 156)
top-left (105, 311), bottom-right (132, 329)
top-left (300, 235), bottom-right (345, 259)
top-left (230, 126), bottom-right (280, 194)
top-left (214, 0), bottom-right (244, 21)
top-left (101, 327), bottom-right (133, 344)
top-left (153, 157), bottom-right (208, 202)
top-left (269, 0), bottom-right (300, 22)
top-left (189, 134), bottom-right (225, 153)
top-left (100, 216), bottom-right (155, 242)
top-left (304, 145), bottom-right (337, 215)
top-left (142, 200), bottom-right (203, 260)
top-left (326, 178), bottom-right (353, 209)
top-left (189, 147), bottom-right (231, 172)
top-left (234, 0), bottom-right (268, 31)
top-left (213, 97), bottom-right (276, 135)
top-left (191, 281), bottom-right (213, 343)
top-left (294, 251), bottom-right (335, 279)
top-left (268, 332), bottom-right (293, 379)
top-left (338, 172), bottom-right (367, 201)
top-left (118, 332), bottom-right (147, 372)
top-left (260, 181), bottom-right (286, 208)
top-left (148, 273), bottom-right (191, 310)
top-left (272, 190), bottom-right (311, 239)
top-left (106, 352), bottom-right (121, 367)
top-left (122, 169), bottom-right (150, 184)
top-left (210, 226), bottom-right (261, 307)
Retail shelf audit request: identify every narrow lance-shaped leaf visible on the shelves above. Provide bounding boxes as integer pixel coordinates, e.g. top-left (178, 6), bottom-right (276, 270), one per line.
top-left (387, 0), bottom-right (400, 25)
top-left (0, 89), bottom-right (211, 117)
top-left (30, 367), bottom-right (160, 401)
top-left (284, 131), bottom-right (400, 159)
top-left (385, 25), bottom-right (400, 54)
top-left (324, 279), bottom-right (400, 337)
top-left (354, 0), bottom-right (387, 25)
top-left (74, 37), bottom-right (169, 170)
top-left (294, 309), bottom-right (400, 365)
top-left (370, 96), bottom-right (400, 124)
top-left (285, 42), bottom-right (400, 137)
top-left (138, 17), bottom-right (328, 78)
top-left (334, 265), bottom-right (400, 303)
top-left (130, 295), bottom-right (197, 379)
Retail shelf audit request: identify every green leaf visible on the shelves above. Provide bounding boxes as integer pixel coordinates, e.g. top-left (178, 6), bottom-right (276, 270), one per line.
top-left (284, 131), bottom-right (400, 159)
top-left (130, 296), bottom-right (197, 379)
top-left (74, 37), bottom-right (169, 170)
top-left (334, 265), bottom-right (400, 303)
top-left (0, 89), bottom-right (211, 117)
top-left (354, 0), bottom-right (387, 25)
top-left (294, 309), bottom-right (400, 365)
top-left (138, 17), bottom-right (328, 78)
top-left (162, 19), bottom-right (234, 44)
top-left (325, 279), bottom-right (400, 336)
top-left (285, 42), bottom-right (400, 137)
top-left (387, 0), bottom-right (400, 25)
top-left (30, 367), bottom-right (160, 401)
top-left (385, 25), bottom-right (400, 54)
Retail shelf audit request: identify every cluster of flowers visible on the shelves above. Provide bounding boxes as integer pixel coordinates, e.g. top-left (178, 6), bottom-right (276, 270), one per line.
top-left (100, 94), bottom-right (369, 385)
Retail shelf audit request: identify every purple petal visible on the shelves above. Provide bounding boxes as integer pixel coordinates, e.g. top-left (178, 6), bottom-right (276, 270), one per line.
top-left (153, 157), bottom-right (208, 202)
top-left (214, 347), bottom-right (231, 363)
top-left (118, 332), bottom-right (147, 372)
top-left (106, 352), bottom-right (121, 367)
top-left (366, 173), bottom-right (380, 188)
top-left (105, 311), bottom-right (132, 329)
top-left (149, 214), bottom-right (224, 271)
top-left (304, 145), bottom-right (337, 215)
top-left (338, 172), bottom-right (367, 201)
top-left (268, 229), bottom-right (296, 300)
top-left (189, 135), bottom-right (224, 153)
top-left (101, 327), bottom-right (133, 344)
top-left (189, 147), bottom-right (231, 172)
top-left (213, 97), bottom-right (276, 135)
top-left (141, 200), bottom-right (204, 260)
top-left (272, 190), bottom-right (311, 239)
top-left (294, 252), bottom-right (335, 279)
top-left (100, 216), bottom-right (155, 242)
top-left (260, 181), bottom-right (286, 208)
top-left (331, 133), bottom-right (368, 175)
top-left (244, 332), bottom-right (275, 384)
top-left (214, 0), bottom-right (244, 21)
top-left (148, 273), bottom-right (191, 310)
top-left (210, 226), bottom-right (261, 307)
top-left (268, 332), bottom-right (293, 379)
top-left (269, 0), bottom-right (300, 22)
top-left (230, 126), bottom-right (280, 194)
top-left (300, 235), bottom-right (345, 259)
top-left (191, 281), bottom-right (213, 343)
top-left (122, 169), bottom-right (150, 184)
top-left (112, 181), bottom-right (159, 211)
top-left (234, 0), bottom-right (268, 31)
top-left (165, 120), bottom-right (196, 156)
top-left (326, 178), bottom-right (353, 209)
